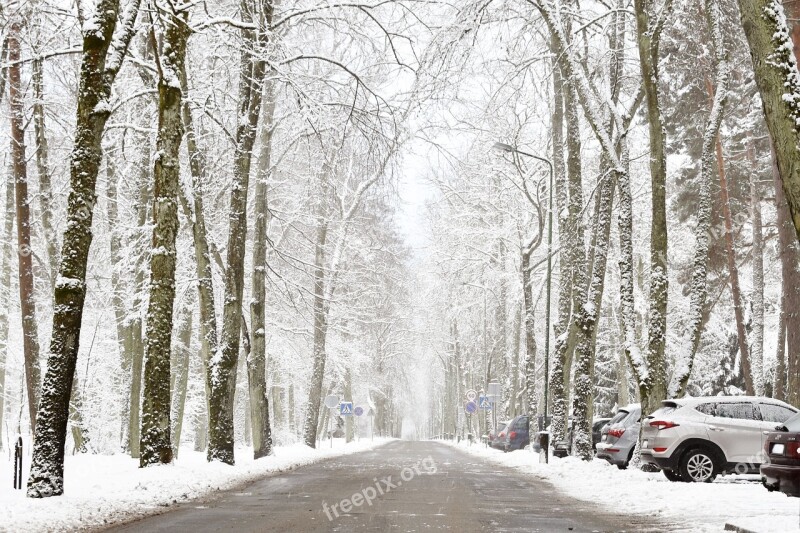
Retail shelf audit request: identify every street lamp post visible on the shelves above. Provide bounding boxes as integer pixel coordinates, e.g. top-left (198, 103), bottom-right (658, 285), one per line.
top-left (493, 142), bottom-right (553, 463)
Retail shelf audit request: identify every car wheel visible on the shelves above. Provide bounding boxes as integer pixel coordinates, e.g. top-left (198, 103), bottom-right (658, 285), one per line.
top-left (662, 469), bottom-right (684, 482)
top-left (679, 448), bottom-right (718, 483)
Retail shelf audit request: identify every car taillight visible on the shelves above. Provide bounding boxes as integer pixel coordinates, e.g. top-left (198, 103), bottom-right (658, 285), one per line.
top-left (649, 420), bottom-right (679, 431)
top-left (510, 431), bottom-right (517, 439)
top-left (608, 428), bottom-right (625, 438)
top-left (653, 447), bottom-right (668, 453)
top-left (788, 442), bottom-right (800, 458)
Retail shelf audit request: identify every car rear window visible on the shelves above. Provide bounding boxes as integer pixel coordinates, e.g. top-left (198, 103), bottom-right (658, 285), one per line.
top-left (609, 410), bottom-right (629, 425)
top-left (649, 406), bottom-right (676, 418)
top-left (783, 412), bottom-right (800, 432)
top-left (715, 402), bottom-right (757, 420)
top-left (760, 403), bottom-right (797, 423)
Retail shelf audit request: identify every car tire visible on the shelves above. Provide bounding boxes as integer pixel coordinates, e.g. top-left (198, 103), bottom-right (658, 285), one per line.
top-left (662, 469), bottom-right (684, 482)
top-left (679, 448), bottom-right (718, 483)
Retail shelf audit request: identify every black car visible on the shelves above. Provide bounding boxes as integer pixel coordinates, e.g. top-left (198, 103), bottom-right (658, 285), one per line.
top-left (592, 417), bottom-right (612, 450)
top-left (502, 415), bottom-right (530, 451)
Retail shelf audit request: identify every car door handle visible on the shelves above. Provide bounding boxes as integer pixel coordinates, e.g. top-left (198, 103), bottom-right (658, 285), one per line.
top-left (763, 431), bottom-right (770, 435)
top-left (708, 426), bottom-right (724, 432)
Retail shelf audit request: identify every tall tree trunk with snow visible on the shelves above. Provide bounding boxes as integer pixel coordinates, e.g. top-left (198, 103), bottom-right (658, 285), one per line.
top-left (27, 0), bottom-right (140, 497)
top-left (208, 0), bottom-right (268, 464)
top-left (672, 2), bottom-right (729, 396)
top-left (248, 73), bottom-right (276, 459)
top-left (749, 147), bottom-right (765, 395)
top-left (548, 6), bottom-right (587, 442)
top-left (770, 1), bottom-right (800, 405)
top-left (635, 0), bottom-right (670, 416)
top-left (8, 18), bottom-right (41, 433)
top-left (522, 252), bottom-right (537, 423)
top-left (736, 0), bottom-right (800, 246)
top-left (571, 174), bottom-right (614, 460)
top-left (139, 6), bottom-right (190, 467)
top-left (303, 215), bottom-right (329, 447)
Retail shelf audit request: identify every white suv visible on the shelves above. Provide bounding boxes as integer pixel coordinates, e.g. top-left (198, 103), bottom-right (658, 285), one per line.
top-left (640, 396), bottom-right (797, 482)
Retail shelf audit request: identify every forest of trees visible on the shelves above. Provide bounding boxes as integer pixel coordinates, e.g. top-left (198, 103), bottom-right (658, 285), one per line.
top-left (1, 0), bottom-right (800, 498)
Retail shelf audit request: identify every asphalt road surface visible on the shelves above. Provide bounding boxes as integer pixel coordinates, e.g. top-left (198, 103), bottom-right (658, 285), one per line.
top-left (108, 440), bottom-right (676, 532)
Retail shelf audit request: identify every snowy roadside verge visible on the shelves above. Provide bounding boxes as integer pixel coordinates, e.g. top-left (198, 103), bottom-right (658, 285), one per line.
top-left (441, 439), bottom-right (799, 533)
top-left (0, 438), bottom-right (393, 532)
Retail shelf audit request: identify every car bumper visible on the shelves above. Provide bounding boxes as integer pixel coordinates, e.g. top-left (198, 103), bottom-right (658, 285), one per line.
top-left (761, 464), bottom-right (800, 496)
top-left (640, 449), bottom-right (678, 470)
top-left (596, 443), bottom-right (630, 466)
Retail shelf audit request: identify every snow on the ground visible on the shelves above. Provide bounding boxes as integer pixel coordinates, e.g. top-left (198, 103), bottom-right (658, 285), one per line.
top-left (0, 438), bottom-right (392, 532)
top-left (444, 440), bottom-right (800, 533)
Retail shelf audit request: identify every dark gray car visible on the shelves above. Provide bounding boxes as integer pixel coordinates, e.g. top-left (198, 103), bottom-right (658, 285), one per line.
top-left (595, 404), bottom-right (641, 469)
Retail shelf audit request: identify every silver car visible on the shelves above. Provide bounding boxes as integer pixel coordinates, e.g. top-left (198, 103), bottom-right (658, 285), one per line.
top-left (595, 404), bottom-right (641, 469)
top-left (641, 396), bottom-right (798, 483)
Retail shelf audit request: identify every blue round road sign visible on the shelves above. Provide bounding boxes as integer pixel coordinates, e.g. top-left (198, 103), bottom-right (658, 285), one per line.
top-left (354, 406), bottom-right (364, 416)
top-left (465, 401), bottom-right (478, 414)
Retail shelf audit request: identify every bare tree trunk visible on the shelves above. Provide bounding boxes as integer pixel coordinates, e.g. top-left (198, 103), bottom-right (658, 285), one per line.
top-left (303, 218), bottom-right (328, 447)
top-left (717, 136), bottom-right (755, 394)
top-left (509, 304), bottom-right (522, 417)
top-left (68, 379), bottom-right (88, 453)
top-left (345, 369), bottom-right (354, 443)
top-left (28, 0), bottom-right (140, 497)
top-left (522, 252), bottom-right (537, 421)
top-left (31, 60), bottom-right (59, 289)
top-left (139, 7), bottom-right (190, 467)
top-left (208, 0), bottom-right (271, 464)
top-left (248, 74), bottom-right (276, 459)
top-left (773, 142), bottom-right (800, 405)
top-left (288, 382), bottom-right (295, 434)
top-left (749, 146), bottom-right (765, 395)
top-left (775, 292), bottom-right (788, 401)
top-left (0, 162), bottom-right (13, 451)
top-left (171, 303), bottom-right (192, 459)
top-left (106, 158), bottom-right (132, 450)
top-left (9, 18), bottom-right (42, 433)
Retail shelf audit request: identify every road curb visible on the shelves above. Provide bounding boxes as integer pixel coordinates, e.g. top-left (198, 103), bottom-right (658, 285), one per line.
top-left (724, 523), bottom-right (759, 533)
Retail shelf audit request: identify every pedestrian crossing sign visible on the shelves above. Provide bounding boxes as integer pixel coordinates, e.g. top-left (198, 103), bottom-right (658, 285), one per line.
top-left (340, 402), bottom-right (353, 416)
top-left (479, 396), bottom-right (492, 410)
